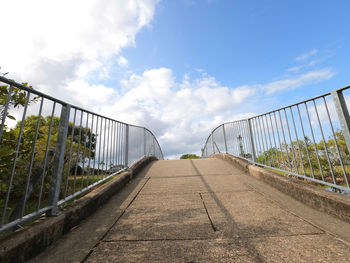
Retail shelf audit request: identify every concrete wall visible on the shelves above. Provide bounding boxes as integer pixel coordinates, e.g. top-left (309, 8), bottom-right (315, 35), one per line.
top-left (0, 156), bottom-right (157, 263)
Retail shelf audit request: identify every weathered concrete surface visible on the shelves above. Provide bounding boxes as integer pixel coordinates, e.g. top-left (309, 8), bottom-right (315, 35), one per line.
top-left (0, 157), bottom-right (156, 263)
top-left (212, 153), bottom-right (350, 224)
top-left (31, 159), bottom-right (350, 262)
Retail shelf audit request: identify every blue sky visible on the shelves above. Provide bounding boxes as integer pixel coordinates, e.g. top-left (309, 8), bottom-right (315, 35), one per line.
top-left (125, 0), bottom-right (349, 101)
top-left (1, 0), bottom-right (350, 158)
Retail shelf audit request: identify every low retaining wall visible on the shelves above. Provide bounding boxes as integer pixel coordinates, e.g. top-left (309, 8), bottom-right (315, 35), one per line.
top-left (211, 153), bottom-right (350, 224)
top-left (0, 156), bottom-right (157, 263)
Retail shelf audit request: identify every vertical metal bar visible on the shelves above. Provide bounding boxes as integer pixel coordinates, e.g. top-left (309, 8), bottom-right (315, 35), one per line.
top-left (264, 114), bottom-right (277, 167)
top-left (283, 109), bottom-right (299, 174)
top-left (97, 117), bottom-right (103, 180)
top-left (143, 128), bottom-right (146, 156)
top-left (237, 121), bottom-right (244, 156)
top-left (105, 119), bottom-right (110, 176)
top-left (1, 91), bottom-right (30, 226)
top-left (112, 121), bottom-right (116, 171)
top-left (237, 121), bottom-right (244, 157)
top-left (305, 102), bottom-right (325, 180)
top-left (268, 113), bottom-right (281, 170)
top-left (252, 118), bottom-right (261, 163)
top-left (37, 102), bottom-right (56, 210)
top-left (243, 121), bottom-right (249, 157)
top-left (278, 110), bottom-right (292, 171)
top-left (0, 84), bottom-right (14, 142)
top-left (64, 108), bottom-right (76, 198)
top-left (332, 89), bottom-right (350, 155)
top-left (102, 118), bottom-right (107, 178)
top-left (296, 105), bottom-right (315, 178)
top-left (115, 122), bottom-right (119, 168)
top-left (273, 112), bottom-right (287, 170)
top-left (256, 117), bottom-right (266, 164)
top-left (125, 125), bottom-right (129, 167)
top-left (73, 111), bottom-right (83, 193)
top-left (153, 136), bottom-right (156, 156)
top-left (260, 116), bottom-right (271, 166)
top-left (247, 119), bottom-right (256, 162)
top-left (117, 122), bottom-right (121, 166)
top-left (21, 97), bottom-right (44, 217)
top-left (313, 99), bottom-right (336, 184)
top-left (211, 132), bottom-right (215, 154)
top-left (222, 124), bottom-right (228, 154)
top-left (47, 104), bottom-right (71, 216)
top-left (120, 124), bottom-right (123, 161)
top-left (87, 114), bottom-right (94, 186)
top-left (289, 107), bottom-right (305, 175)
top-left (92, 115), bottom-right (99, 183)
top-left (323, 97), bottom-right (349, 187)
top-left (80, 113), bottom-right (89, 190)
top-left (254, 118), bottom-right (264, 165)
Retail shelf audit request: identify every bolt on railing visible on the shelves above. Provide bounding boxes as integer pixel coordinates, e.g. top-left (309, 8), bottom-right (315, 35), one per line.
top-left (202, 86), bottom-right (350, 193)
top-left (0, 76), bottom-right (163, 233)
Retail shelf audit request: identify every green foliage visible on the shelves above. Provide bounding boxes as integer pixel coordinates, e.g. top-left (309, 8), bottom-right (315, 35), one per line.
top-left (180, 154), bottom-right (201, 159)
top-left (0, 82), bottom-right (38, 124)
top-left (255, 132), bottom-right (350, 185)
top-left (0, 81), bottom-right (97, 222)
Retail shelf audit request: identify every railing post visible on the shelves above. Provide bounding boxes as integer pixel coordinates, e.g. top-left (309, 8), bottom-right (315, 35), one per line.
top-left (125, 125), bottom-right (129, 167)
top-left (222, 124), bottom-right (228, 154)
top-left (143, 128), bottom-right (146, 157)
top-left (47, 104), bottom-right (70, 216)
top-left (332, 89), bottom-right (350, 155)
top-left (247, 118), bottom-right (256, 162)
top-left (211, 132), bottom-right (215, 154)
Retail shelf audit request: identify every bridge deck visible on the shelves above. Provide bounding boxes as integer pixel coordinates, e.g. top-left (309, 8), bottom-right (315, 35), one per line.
top-left (31, 159), bottom-right (350, 262)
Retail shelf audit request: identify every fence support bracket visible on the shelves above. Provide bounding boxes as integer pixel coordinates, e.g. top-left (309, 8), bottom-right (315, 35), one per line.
top-left (47, 104), bottom-right (71, 216)
top-left (332, 90), bottom-right (350, 155)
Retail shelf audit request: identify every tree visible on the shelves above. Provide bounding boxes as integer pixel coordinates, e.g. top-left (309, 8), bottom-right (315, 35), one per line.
top-left (0, 76), bottom-right (97, 222)
top-left (180, 154), bottom-right (200, 159)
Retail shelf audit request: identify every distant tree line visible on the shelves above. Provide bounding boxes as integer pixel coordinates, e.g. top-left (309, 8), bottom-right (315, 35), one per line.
top-left (180, 154), bottom-right (200, 159)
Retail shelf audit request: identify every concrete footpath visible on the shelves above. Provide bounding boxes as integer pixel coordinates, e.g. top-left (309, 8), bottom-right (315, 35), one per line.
top-left (31, 159), bottom-right (350, 262)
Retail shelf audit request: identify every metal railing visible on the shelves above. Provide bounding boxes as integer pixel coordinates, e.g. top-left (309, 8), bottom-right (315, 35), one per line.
top-left (0, 76), bottom-right (163, 233)
top-left (202, 86), bottom-right (350, 193)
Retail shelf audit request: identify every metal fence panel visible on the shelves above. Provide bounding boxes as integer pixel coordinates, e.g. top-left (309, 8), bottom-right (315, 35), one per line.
top-left (202, 86), bottom-right (350, 193)
top-left (0, 76), bottom-right (163, 233)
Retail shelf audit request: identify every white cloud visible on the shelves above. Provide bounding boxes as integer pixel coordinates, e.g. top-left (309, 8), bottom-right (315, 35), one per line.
top-left (295, 49), bottom-right (318, 61)
top-left (287, 65), bottom-right (302, 72)
top-left (0, 0), bottom-right (158, 90)
top-left (117, 56), bottom-right (129, 67)
top-left (0, 1), bottom-right (338, 159)
top-left (260, 68), bottom-right (335, 95)
top-left (95, 68), bottom-right (255, 157)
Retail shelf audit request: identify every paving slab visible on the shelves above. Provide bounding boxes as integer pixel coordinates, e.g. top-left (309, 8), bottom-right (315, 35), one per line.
top-left (30, 159), bottom-right (350, 262)
top-left (199, 174), bottom-right (252, 193)
top-left (141, 176), bottom-right (209, 194)
top-left (104, 194), bottom-right (215, 241)
top-left (86, 234), bottom-right (350, 263)
top-left (202, 191), bottom-right (323, 238)
top-left (29, 171), bottom-right (151, 263)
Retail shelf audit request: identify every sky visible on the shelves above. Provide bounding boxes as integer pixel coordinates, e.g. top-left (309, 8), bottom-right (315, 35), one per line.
top-left (1, 0), bottom-right (350, 159)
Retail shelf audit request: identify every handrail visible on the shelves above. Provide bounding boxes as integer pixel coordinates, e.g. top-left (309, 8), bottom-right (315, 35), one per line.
top-left (0, 76), bottom-right (163, 233)
top-left (202, 86), bottom-right (350, 193)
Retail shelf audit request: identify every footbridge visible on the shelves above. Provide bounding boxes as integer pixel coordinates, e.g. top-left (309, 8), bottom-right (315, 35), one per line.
top-left (0, 76), bottom-right (350, 262)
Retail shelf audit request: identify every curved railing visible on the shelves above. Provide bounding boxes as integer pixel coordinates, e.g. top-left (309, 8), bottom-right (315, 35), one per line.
top-left (202, 86), bottom-right (350, 193)
top-left (0, 76), bottom-right (163, 233)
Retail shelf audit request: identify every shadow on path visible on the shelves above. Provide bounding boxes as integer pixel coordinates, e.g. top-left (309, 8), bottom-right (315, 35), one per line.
top-left (190, 159), bottom-right (266, 263)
